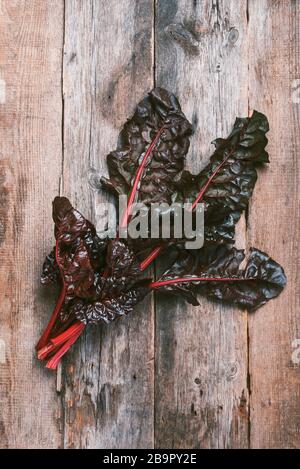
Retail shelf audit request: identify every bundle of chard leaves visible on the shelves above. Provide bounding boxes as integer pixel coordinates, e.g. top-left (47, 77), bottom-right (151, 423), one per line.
top-left (37, 88), bottom-right (286, 369)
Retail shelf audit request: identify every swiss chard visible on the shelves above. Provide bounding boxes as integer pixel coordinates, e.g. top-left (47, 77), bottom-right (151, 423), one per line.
top-left (138, 110), bottom-right (270, 268)
top-left (175, 111), bottom-right (269, 243)
top-left (101, 87), bottom-right (192, 207)
top-left (37, 197), bottom-right (107, 361)
top-left (151, 245), bottom-right (286, 311)
top-left (37, 88), bottom-right (286, 370)
top-left (37, 198), bottom-right (150, 368)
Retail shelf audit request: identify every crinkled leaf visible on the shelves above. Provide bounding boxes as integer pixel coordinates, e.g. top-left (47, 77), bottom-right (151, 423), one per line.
top-left (53, 196), bottom-right (96, 244)
top-left (94, 239), bottom-right (147, 301)
top-left (41, 248), bottom-right (59, 286)
top-left (44, 200), bottom-right (151, 326)
top-left (59, 241), bottom-right (97, 300)
top-left (45, 197), bottom-right (108, 305)
top-left (52, 196), bottom-right (107, 271)
top-left (175, 111), bottom-right (269, 243)
top-left (105, 239), bottom-right (141, 280)
top-left (38, 90), bottom-right (287, 370)
top-left (71, 279), bottom-right (150, 325)
top-left (58, 239), bottom-right (151, 325)
top-left (157, 246), bottom-right (286, 311)
top-left (101, 87), bottom-right (192, 205)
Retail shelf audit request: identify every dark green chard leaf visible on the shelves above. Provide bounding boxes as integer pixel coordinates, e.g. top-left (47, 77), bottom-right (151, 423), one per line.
top-left (153, 245), bottom-right (286, 311)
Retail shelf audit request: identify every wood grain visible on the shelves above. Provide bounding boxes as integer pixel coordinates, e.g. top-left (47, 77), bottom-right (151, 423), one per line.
top-left (0, 0), bottom-right (63, 448)
top-left (0, 0), bottom-right (299, 449)
top-left (61, 0), bottom-right (155, 448)
top-left (247, 0), bottom-right (300, 449)
top-left (154, 0), bottom-right (250, 448)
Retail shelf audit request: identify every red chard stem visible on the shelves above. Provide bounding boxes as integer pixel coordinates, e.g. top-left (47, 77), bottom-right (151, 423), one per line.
top-left (51, 321), bottom-right (85, 347)
top-left (45, 325), bottom-right (84, 370)
top-left (36, 285), bottom-right (66, 350)
top-left (140, 246), bottom-right (162, 271)
top-left (190, 153), bottom-right (232, 210)
top-left (150, 276), bottom-right (247, 289)
top-left (139, 150), bottom-right (233, 270)
top-left (120, 126), bottom-right (164, 229)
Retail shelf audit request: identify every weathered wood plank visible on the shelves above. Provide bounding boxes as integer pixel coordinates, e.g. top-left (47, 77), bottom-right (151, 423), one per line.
top-left (61, 0), bottom-right (155, 448)
top-left (247, 0), bottom-right (300, 449)
top-left (155, 0), bottom-right (250, 448)
top-left (1, 0), bottom-right (297, 450)
top-left (0, 0), bottom-right (63, 448)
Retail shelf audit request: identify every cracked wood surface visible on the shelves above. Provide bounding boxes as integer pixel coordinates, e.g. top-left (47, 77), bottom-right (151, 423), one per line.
top-left (247, 0), bottom-right (300, 449)
top-left (0, 0), bottom-right (63, 448)
top-left (0, 0), bottom-right (299, 449)
top-left (155, 0), bottom-right (249, 449)
top-left (60, 0), bottom-right (155, 449)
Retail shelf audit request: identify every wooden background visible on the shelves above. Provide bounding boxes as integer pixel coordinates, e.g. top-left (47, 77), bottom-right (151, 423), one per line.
top-left (0, 0), bottom-right (299, 449)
